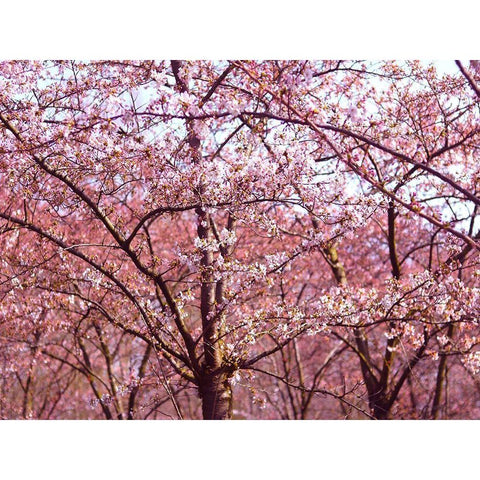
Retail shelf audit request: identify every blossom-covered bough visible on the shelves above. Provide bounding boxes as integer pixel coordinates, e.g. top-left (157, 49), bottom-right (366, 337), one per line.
top-left (0, 60), bottom-right (478, 419)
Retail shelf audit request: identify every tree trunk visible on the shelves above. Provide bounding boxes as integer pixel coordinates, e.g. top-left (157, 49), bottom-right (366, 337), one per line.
top-left (371, 394), bottom-right (391, 420)
top-left (200, 371), bottom-right (233, 420)
top-left (172, 60), bottom-right (236, 420)
top-left (431, 323), bottom-right (455, 419)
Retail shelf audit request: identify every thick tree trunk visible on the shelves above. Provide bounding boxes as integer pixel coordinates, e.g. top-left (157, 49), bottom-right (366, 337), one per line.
top-left (171, 60), bottom-right (236, 420)
top-left (200, 371), bottom-right (233, 420)
top-left (196, 207), bottom-right (232, 420)
top-left (372, 405), bottom-right (390, 420)
top-left (431, 323), bottom-right (455, 419)
top-left (370, 392), bottom-right (391, 420)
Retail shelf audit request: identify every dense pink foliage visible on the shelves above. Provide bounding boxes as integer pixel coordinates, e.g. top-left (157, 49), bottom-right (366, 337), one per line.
top-left (0, 60), bottom-right (479, 419)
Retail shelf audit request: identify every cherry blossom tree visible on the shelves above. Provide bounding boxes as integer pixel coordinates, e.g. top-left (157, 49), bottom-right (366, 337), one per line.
top-left (0, 60), bottom-right (479, 419)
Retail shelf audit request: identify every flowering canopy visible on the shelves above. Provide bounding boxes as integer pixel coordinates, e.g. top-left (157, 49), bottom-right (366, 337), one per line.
top-left (0, 60), bottom-right (479, 419)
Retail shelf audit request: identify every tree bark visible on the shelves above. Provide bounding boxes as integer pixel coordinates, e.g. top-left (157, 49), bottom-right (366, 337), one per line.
top-left (171, 60), bottom-right (239, 419)
top-left (431, 323), bottom-right (455, 419)
top-left (199, 371), bottom-right (233, 420)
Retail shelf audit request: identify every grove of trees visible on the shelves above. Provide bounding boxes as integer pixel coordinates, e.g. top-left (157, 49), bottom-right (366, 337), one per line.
top-left (0, 60), bottom-right (479, 419)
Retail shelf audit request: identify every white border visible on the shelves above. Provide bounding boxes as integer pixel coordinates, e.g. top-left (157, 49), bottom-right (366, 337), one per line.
top-left (1, 420), bottom-right (478, 479)
top-left (3, 0), bottom-right (479, 58)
